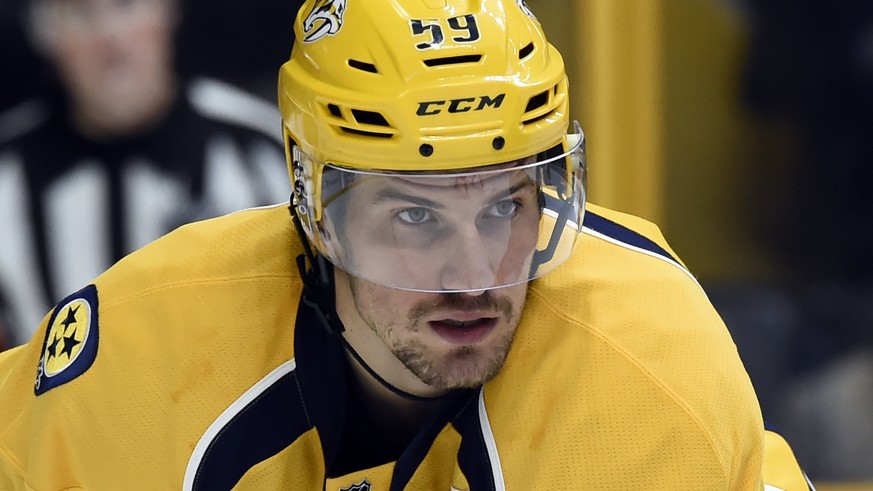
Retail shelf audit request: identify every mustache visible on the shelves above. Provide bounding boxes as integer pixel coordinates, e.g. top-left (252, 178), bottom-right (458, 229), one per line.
top-left (408, 291), bottom-right (515, 320)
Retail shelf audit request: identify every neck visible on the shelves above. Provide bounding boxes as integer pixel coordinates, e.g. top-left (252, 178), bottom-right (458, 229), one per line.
top-left (330, 346), bottom-right (455, 477)
top-left (344, 347), bottom-right (450, 433)
top-left (345, 351), bottom-right (451, 461)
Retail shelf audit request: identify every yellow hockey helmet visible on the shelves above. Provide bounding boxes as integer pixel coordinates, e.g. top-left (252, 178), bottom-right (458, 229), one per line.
top-left (280, 0), bottom-right (586, 293)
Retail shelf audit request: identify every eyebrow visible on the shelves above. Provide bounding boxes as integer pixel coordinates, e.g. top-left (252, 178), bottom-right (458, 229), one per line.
top-left (372, 176), bottom-right (536, 208)
top-left (373, 188), bottom-right (444, 208)
top-left (489, 178), bottom-right (537, 203)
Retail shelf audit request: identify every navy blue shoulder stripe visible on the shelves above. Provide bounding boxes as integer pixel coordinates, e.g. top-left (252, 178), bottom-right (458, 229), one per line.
top-left (390, 390), bottom-right (479, 491)
top-left (583, 211), bottom-right (680, 266)
top-left (190, 365), bottom-right (311, 490)
top-left (453, 394), bottom-right (499, 491)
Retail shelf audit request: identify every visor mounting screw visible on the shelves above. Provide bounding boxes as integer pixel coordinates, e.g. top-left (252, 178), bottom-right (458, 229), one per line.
top-left (419, 143), bottom-right (434, 157)
top-left (492, 136), bottom-right (506, 150)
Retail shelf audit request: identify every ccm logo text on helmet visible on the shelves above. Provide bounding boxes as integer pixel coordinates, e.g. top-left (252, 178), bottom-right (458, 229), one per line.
top-left (416, 94), bottom-right (505, 116)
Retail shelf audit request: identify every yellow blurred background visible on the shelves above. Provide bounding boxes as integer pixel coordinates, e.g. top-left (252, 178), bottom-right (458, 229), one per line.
top-left (527, 0), bottom-right (873, 487)
top-left (528, 0), bottom-right (777, 282)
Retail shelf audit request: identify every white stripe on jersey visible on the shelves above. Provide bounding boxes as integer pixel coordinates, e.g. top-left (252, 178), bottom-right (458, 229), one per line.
top-left (124, 159), bottom-right (189, 252)
top-left (183, 359), bottom-right (298, 491)
top-left (251, 139), bottom-right (292, 202)
top-left (188, 78), bottom-right (283, 145)
top-left (204, 135), bottom-right (260, 216)
top-left (478, 388), bottom-right (507, 491)
top-left (44, 161), bottom-right (111, 301)
top-left (581, 225), bottom-right (704, 293)
top-left (0, 154), bottom-right (47, 342)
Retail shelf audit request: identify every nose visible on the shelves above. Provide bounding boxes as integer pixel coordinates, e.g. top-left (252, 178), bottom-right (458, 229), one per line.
top-left (438, 224), bottom-right (499, 292)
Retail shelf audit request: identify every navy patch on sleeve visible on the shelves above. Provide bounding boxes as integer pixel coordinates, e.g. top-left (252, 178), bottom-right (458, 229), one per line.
top-left (35, 284), bottom-right (99, 395)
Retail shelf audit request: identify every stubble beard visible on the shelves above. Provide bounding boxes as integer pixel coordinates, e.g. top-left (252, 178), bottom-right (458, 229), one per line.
top-left (350, 278), bottom-right (522, 391)
top-left (393, 331), bottom-right (516, 390)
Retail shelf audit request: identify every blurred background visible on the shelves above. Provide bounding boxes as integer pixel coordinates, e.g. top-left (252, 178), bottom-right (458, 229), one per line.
top-left (2, 0), bottom-right (871, 487)
top-left (0, 0), bottom-right (295, 347)
top-left (530, 1), bottom-right (873, 487)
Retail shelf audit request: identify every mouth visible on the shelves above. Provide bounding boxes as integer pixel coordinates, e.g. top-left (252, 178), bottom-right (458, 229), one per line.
top-left (428, 317), bottom-right (497, 344)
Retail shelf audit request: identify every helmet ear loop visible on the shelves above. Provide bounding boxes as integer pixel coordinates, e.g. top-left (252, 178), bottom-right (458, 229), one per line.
top-left (286, 136), bottom-right (344, 335)
top-left (293, 208), bottom-right (344, 335)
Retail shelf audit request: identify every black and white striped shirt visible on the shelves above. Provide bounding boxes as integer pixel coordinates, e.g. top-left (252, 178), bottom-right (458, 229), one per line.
top-left (0, 78), bottom-right (290, 345)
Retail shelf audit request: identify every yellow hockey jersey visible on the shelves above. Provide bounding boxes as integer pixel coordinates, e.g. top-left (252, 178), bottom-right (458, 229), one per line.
top-left (0, 203), bottom-right (809, 489)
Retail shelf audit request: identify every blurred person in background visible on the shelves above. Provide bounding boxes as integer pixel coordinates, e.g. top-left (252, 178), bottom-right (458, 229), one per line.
top-left (0, 0), bottom-right (290, 348)
top-left (0, 0), bottom-right (45, 116)
top-left (0, 289), bottom-right (12, 352)
top-left (744, 0), bottom-right (873, 481)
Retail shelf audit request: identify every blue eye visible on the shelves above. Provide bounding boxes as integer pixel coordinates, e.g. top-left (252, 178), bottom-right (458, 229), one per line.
top-left (396, 208), bottom-right (435, 224)
top-left (485, 200), bottom-right (519, 218)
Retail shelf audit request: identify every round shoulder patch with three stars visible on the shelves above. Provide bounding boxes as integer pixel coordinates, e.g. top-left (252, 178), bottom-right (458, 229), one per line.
top-left (35, 284), bottom-right (99, 395)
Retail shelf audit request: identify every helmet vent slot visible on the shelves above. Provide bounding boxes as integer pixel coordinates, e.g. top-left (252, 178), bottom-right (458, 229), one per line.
top-left (340, 127), bottom-right (394, 138)
top-left (327, 104), bottom-right (343, 118)
top-left (522, 109), bottom-right (555, 126)
top-left (348, 59), bottom-right (379, 73)
top-left (525, 90), bottom-right (550, 113)
top-left (423, 55), bottom-right (482, 67)
top-left (519, 42), bottom-right (535, 59)
top-left (351, 109), bottom-right (390, 127)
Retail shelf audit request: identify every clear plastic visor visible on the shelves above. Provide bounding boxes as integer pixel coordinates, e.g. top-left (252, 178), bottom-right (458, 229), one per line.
top-left (305, 123), bottom-right (586, 293)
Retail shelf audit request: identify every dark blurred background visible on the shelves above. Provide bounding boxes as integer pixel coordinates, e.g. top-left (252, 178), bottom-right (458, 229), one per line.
top-left (0, 0), bottom-right (300, 111)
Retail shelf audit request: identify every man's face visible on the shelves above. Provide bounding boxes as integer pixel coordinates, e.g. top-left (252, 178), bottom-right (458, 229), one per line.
top-left (331, 166), bottom-right (539, 391)
top-left (338, 271), bottom-right (528, 392)
top-left (33, 0), bottom-right (177, 133)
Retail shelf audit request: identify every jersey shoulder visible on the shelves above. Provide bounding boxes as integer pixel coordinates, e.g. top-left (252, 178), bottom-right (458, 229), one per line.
top-left (0, 205), bottom-right (306, 488)
top-left (533, 203), bottom-right (737, 388)
top-left (581, 202), bottom-right (688, 269)
top-left (519, 203), bottom-right (763, 485)
top-left (99, 203), bottom-right (300, 298)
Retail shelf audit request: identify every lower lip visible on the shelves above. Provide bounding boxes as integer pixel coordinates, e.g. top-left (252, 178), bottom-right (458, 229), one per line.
top-left (429, 319), bottom-right (497, 344)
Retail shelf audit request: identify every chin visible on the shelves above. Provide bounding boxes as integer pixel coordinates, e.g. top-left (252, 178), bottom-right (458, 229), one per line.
top-left (428, 348), bottom-right (504, 390)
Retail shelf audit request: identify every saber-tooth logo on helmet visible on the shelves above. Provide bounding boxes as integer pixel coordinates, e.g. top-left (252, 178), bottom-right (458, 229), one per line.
top-left (516, 0), bottom-right (537, 19)
top-left (302, 0), bottom-right (348, 43)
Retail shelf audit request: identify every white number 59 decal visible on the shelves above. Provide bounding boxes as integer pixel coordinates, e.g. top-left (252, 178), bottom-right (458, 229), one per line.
top-left (410, 14), bottom-right (480, 50)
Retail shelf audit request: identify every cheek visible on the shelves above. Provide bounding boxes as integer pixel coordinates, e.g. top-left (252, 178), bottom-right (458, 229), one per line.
top-left (44, 34), bottom-right (96, 73)
top-left (503, 285), bottom-right (529, 321)
top-left (117, 23), bottom-right (172, 71)
top-left (353, 281), bottom-right (396, 321)
top-left (358, 290), bottom-right (393, 320)
top-left (135, 15), bottom-right (174, 52)
top-left (353, 282), bottom-right (428, 331)
top-left (51, 50), bottom-right (103, 94)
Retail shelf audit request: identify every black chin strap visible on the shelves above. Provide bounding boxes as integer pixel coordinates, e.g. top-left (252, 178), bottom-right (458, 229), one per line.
top-left (291, 203), bottom-right (343, 336)
top-left (291, 209), bottom-right (443, 402)
top-left (339, 333), bottom-right (444, 402)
